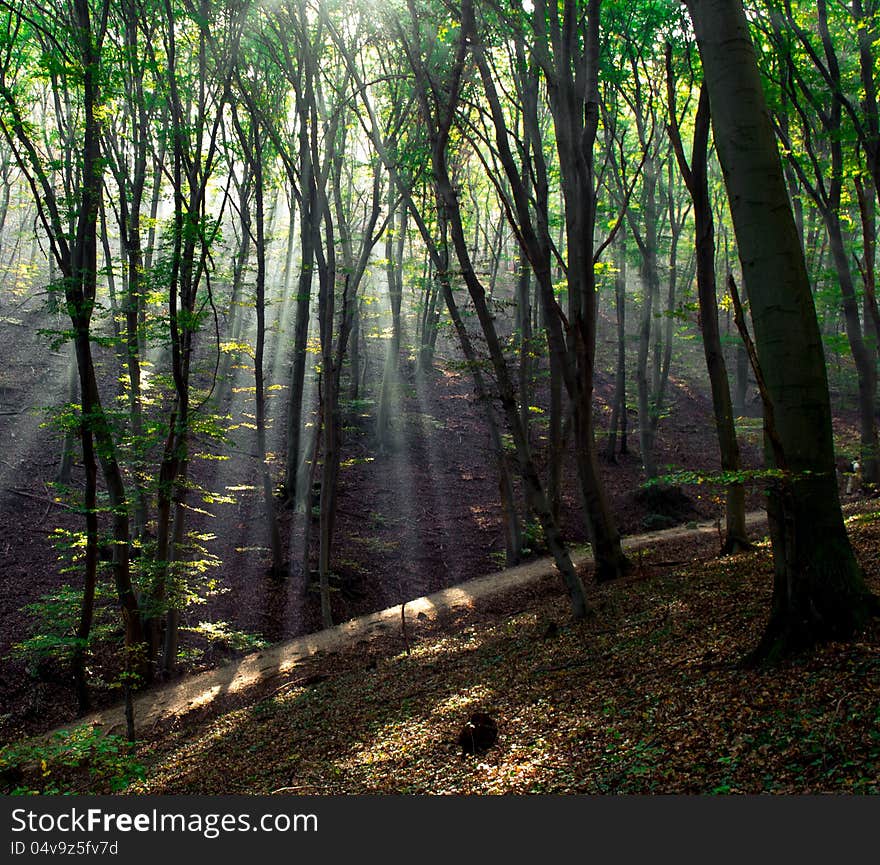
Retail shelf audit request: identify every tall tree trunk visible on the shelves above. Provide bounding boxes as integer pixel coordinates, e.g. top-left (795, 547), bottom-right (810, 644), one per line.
top-left (72, 421), bottom-right (98, 714)
top-left (349, 298), bottom-right (361, 401)
top-left (666, 67), bottom-right (749, 552)
top-left (318, 275), bottom-right (339, 628)
top-left (377, 190), bottom-right (405, 452)
top-left (825, 214), bottom-right (879, 485)
top-left (686, 0), bottom-right (878, 660)
top-left (516, 252), bottom-right (533, 436)
top-left (240, 110), bottom-right (284, 576)
top-left (633, 154), bottom-right (660, 481)
top-left (772, 0), bottom-right (879, 486)
top-left (430, 130), bottom-right (587, 616)
top-left (606, 231), bottom-right (628, 461)
top-left (468, 0), bottom-right (629, 580)
top-left (56, 345), bottom-right (78, 486)
top-left (284, 165), bottom-right (316, 507)
top-left (854, 175), bottom-right (880, 349)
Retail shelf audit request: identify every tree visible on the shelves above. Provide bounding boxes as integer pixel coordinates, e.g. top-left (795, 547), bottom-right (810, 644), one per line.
top-left (397, 0), bottom-right (590, 616)
top-left (684, 0), bottom-right (878, 661)
top-left (0, 0), bottom-right (145, 706)
top-left (148, 0), bottom-right (244, 672)
top-left (464, 0), bottom-right (630, 580)
top-left (665, 46), bottom-right (749, 553)
top-left (231, 77), bottom-right (284, 578)
top-left (527, 0), bottom-right (630, 581)
top-left (765, 0), bottom-right (879, 486)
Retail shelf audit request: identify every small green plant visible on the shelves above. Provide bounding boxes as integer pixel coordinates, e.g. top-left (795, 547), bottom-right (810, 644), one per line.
top-left (521, 520), bottom-right (545, 554)
top-left (133, 530), bottom-right (224, 620)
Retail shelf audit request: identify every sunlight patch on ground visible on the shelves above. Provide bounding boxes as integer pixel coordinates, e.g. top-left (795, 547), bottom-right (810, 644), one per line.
top-left (332, 683), bottom-right (497, 790)
top-left (187, 685), bottom-right (223, 710)
top-left (432, 685), bottom-right (495, 716)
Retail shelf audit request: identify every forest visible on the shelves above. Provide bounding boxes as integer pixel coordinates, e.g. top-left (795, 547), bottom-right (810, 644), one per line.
top-left (0, 0), bottom-right (879, 796)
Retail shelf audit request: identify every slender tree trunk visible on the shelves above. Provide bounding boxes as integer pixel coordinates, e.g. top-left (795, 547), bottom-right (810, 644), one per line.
top-left (488, 211), bottom-right (505, 296)
top-left (468, 0), bottom-right (628, 580)
top-left (242, 112), bottom-right (284, 575)
top-left (431, 145), bottom-right (587, 615)
top-left (418, 262), bottom-right (440, 373)
top-left (56, 345), bottom-right (78, 486)
top-left (318, 315), bottom-right (339, 628)
top-left (98, 199), bottom-right (122, 344)
top-left (634, 154), bottom-right (660, 481)
top-left (73, 421), bottom-right (98, 713)
top-left (217, 170), bottom-right (252, 394)
top-left (161, 451), bottom-right (188, 674)
top-left (377, 191), bottom-right (405, 452)
top-left (0, 163), bottom-right (11, 265)
top-left (284, 171), bottom-right (316, 507)
top-left (854, 175), bottom-right (880, 349)
top-left (825, 214), bottom-right (878, 484)
top-left (666, 69), bottom-right (749, 552)
top-left (349, 298), bottom-right (361, 401)
top-left (547, 350), bottom-right (564, 523)
top-left (516, 252), bottom-right (532, 437)
top-left (606, 231), bottom-right (627, 461)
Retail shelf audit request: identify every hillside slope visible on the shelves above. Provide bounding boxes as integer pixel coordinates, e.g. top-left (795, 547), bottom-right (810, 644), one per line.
top-left (6, 508), bottom-right (879, 795)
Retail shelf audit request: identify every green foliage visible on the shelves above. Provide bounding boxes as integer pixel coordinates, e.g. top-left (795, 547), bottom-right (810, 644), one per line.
top-left (9, 580), bottom-right (117, 673)
top-left (646, 466), bottom-right (787, 490)
top-left (132, 530), bottom-right (223, 620)
top-left (0, 726), bottom-right (145, 795)
top-left (9, 523), bottom-right (119, 672)
top-left (41, 402), bottom-right (81, 437)
top-left (180, 621), bottom-right (267, 652)
top-left (521, 519), bottom-right (545, 555)
top-left (820, 308), bottom-right (854, 351)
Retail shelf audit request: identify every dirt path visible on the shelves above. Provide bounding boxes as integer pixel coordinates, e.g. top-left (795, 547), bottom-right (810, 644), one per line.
top-left (58, 510), bottom-right (768, 739)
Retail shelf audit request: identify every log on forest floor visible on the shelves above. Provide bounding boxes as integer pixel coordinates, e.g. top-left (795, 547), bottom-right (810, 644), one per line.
top-left (51, 510), bottom-right (770, 741)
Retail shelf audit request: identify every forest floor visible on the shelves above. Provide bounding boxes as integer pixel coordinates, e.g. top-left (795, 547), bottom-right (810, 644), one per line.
top-left (38, 508), bottom-right (772, 740)
top-left (3, 503), bottom-right (879, 795)
top-left (0, 304), bottom-right (776, 742)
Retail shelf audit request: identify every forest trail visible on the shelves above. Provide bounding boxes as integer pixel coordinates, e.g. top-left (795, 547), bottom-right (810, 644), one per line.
top-left (65, 510), bottom-right (769, 739)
